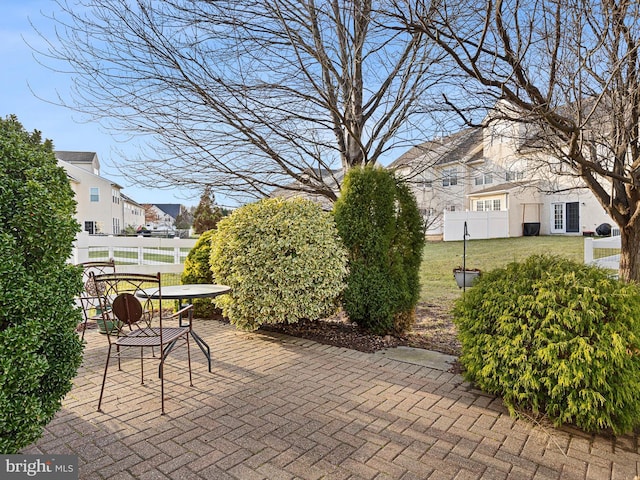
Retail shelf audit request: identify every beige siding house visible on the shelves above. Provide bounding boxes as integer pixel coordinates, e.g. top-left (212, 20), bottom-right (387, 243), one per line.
top-left (389, 118), bottom-right (613, 240)
top-left (57, 151), bottom-right (145, 235)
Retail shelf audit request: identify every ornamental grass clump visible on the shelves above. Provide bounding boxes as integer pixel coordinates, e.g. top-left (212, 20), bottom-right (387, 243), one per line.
top-left (454, 254), bottom-right (640, 434)
top-left (210, 198), bottom-right (347, 331)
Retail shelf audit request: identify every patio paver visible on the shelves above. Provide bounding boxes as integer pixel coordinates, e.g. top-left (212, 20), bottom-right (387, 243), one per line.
top-left (23, 320), bottom-right (639, 479)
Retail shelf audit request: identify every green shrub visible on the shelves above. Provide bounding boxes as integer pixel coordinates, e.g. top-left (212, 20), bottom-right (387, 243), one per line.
top-left (181, 229), bottom-right (220, 318)
top-left (333, 167), bottom-right (424, 335)
top-left (210, 197), bottom-right (347, 331)
top-left (0, 116), bottom-right (84, 453)
top-left (454, 254), bottom-right (640, 434)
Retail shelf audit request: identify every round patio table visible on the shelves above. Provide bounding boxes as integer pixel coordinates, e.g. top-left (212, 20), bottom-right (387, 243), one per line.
top-left (138, 284), bottom-right (231, 372)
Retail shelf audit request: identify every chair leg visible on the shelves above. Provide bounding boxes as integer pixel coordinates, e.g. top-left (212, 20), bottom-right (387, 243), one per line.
top-left (187, 335), bottom-right (193, 387)
top-left (140, 347), bottom-right (145, 385)
top-left (159, 347), bottom-right (165, 415)
top-left (80, 317), bottom-right (88, 341)
top-left (98, 345), bottom-right (112, 412)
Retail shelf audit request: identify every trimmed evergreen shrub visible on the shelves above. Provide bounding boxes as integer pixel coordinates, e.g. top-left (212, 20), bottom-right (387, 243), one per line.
top-left (454, 254), bottom-right (640, 434)
top-left (333, 167), bottom-right (424, 335)
top-left (0, 116), bottom-right (84, 453)
top-left (210, 197), bottom-right (347, 331)
top-left (181, 229), bottom-right (220, 318)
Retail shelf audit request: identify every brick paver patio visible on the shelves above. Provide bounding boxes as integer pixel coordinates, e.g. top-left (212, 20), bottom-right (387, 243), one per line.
top-left (23, 320), bottom-right (639, 479)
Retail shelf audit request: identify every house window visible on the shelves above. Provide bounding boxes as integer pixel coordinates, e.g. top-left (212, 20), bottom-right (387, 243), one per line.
top-left (506, 171), bottom-right (524, 181)
top-left (419, 207), bottom-right (436, 217)
top-left (474, 174), bottom-right (493, 186)
top-left (112, 218), bottom-right (121, 235)
top-left (476, 199), bottom-right (502, 211)
top-left (84, 221), bottom-right (96, 235)
top-left (112, 189), bottom-right (120, 204)
top-left (90, 187), bottom-right (99, 202)
top-left (442, 169), bottom-right (458, 187)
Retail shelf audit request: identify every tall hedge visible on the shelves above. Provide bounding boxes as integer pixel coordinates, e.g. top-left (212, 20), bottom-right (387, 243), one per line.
top-left (454, 255), bottom-right (640, 434)
top-left (333, 166), bottom-right (424, 335)
top-left (181, 229), bottom-right (219, 318)
top-left (210, 198), bottom-right (347, 331)
top-left (0, 116), bottom-right (84, 453)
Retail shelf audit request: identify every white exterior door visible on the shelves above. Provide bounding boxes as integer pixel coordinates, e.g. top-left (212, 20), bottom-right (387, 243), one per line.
top-left (551, 203), bottom-right (565, 233)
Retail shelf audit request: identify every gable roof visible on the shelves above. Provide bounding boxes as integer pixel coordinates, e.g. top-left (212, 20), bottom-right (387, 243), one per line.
top-left (57, 158), bottom-right (123, 189)
top-left (389, 128), bottom-right (483, 170)
top-left (56, 151), bottom-right (99, 164)
top-left (121, 193), bottom-right (142, 207)
top-left (153, 204), bottom-right (181, 219)
top-left (469, 181), bottom-right (533, 196)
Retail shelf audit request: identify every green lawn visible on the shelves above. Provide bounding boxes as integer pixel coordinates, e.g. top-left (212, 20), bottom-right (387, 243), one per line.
top-left (420, 235), bottom-right (585, 308)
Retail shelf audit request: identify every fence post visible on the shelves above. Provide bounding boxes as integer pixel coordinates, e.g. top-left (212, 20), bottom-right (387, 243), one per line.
top-left (138, 246), bottom-right (144, 265)
top-left (584, 237), bottom-right (594, 265)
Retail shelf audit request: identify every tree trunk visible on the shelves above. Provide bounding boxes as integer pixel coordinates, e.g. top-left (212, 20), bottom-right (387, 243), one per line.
top-left (619, 225), bottom-right (640, 282)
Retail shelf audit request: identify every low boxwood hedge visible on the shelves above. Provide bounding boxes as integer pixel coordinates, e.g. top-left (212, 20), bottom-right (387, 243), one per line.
top-left (454, 254), bottom-right (640, 434)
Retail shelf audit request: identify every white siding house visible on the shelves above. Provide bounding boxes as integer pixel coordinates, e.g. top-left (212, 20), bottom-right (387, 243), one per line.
top-left (143, 204), bottom-right (181, 233)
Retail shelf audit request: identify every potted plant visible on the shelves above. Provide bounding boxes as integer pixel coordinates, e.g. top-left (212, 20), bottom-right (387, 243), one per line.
top-left (453, 267), bottom-right (481, 288)
top-left (96, 315), bottom-right (122, 334)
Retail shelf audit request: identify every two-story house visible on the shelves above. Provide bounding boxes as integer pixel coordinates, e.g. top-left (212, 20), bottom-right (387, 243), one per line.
top-left (389, 117), bottom-right (613, 240)
top-left (56, 151), bottom-right (145, 235)
top-left (143, 203), bottom-right (182, 232)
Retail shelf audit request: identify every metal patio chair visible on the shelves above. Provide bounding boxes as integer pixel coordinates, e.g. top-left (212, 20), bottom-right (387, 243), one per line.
top-left (77, 260), bottom-right (117, 339)
top-left (92, 272), bottom-right (194, 415)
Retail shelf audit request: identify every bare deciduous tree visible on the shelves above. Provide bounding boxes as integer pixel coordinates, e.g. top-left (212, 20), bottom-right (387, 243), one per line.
top-left (394, 0), bottom-right (640, 281)
top-left (141, 204), bottom-right (159, 225)
top-left (36, 0), bottom-right (446, 203)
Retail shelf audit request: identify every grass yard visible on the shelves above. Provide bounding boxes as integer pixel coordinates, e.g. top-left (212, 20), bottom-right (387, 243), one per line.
top-left (420, 235), bottom-right (585, 308)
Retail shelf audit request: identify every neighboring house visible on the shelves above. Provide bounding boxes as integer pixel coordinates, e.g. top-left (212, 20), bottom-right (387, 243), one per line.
top-left (121, 193), bottom-right (145, 231)
top-left (143, 203), bottom-right (182, 232)
top-left (389, 116), bottom-right (613, 240)
top-left (56, 151), bottom-right (145, 235)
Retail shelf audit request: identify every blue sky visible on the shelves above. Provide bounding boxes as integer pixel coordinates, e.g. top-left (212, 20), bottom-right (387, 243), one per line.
top-left (0, 1), bottom-right (201, 207)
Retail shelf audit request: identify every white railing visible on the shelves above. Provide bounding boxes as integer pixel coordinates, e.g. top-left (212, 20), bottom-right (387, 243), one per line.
top-left (584, 230), bottom-right (620, 271)
top-left (72, 232), bottom-right (197, 274)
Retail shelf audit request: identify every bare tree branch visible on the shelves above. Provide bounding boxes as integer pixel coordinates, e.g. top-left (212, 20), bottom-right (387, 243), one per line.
top-left (33, 0), bottom-right (447, 201)
top-left (395, 0), bottom-right (640, 281)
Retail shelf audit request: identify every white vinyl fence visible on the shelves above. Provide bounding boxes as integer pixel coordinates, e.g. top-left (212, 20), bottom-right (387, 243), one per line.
top-left (584, 229), bottom-right (621, 271)
top-left (443, 211), bottom-right (509, 241)
top-left (72, 232), bottom-right (197, 275)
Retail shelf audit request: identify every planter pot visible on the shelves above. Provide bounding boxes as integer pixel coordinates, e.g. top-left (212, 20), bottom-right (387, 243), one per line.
top-left (453, 269), bottom-right (481, 288)
top-left (96, 318), bottom-right (123, 334)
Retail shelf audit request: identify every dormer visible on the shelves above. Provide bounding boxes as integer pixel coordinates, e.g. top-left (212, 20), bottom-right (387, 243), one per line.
top-left (55, 151), bottom-right (101, 176)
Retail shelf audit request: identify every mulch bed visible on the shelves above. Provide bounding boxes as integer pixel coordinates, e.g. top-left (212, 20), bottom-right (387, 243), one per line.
top-left (259, 303), bottom-right (463, 373)
top-left (260, 305), bottom-right (460, 355)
